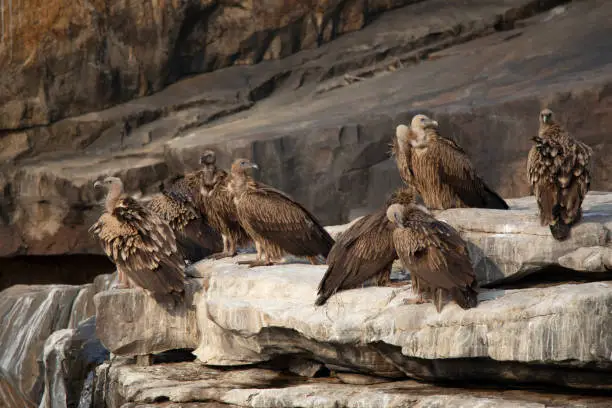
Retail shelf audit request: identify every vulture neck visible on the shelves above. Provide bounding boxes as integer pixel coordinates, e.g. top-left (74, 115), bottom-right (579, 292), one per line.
top-left (230, 171), bottom-right (250, 195)
top-left (105, 182), bottom-right (123, 212)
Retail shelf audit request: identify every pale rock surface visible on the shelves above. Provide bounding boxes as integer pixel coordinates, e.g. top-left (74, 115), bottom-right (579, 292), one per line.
top-left (0, 274), bottom-right (112, 408)
top-left (96, 253), bottom-right (612, 389)
top-left (38, 317), bottom-right (108, 408)
top-left (95, 361), bottom-right (612, 408)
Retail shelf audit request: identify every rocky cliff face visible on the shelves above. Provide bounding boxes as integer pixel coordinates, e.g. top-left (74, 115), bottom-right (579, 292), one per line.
top-left (2, 0), bottom-right (612, 259)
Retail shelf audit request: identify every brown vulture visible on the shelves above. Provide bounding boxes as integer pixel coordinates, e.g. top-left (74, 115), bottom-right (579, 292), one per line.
top-left (393, 114), bottom-right (508, 210)
top-left (89, 176), bottom-right (185, 304)
top-left (315, 187), bottom-right (417, 306)
top-left (228, 158), bottom-right (334, 267)
top-left (147, 167), bottom-right (222, 263)
top-left (386, 203), bottom-right (478, 313)
top-left (197, 149), bottom-right (251, 259)
top-left (527, 108), bottom-right (593, 240)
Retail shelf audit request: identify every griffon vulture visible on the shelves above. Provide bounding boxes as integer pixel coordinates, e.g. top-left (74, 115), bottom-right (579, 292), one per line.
top-left (197, 150), bottom-right (251, 259)
top-left (228, 158), bottom-right (334, 267)
top-left (147, 168), bottom-right (222, 263)
top-left (394, 114), bottom-right (508, 210)
top-left (315, 187), bottom-right (416, 306)
top-left (527, 108), bottom-right (593, 240)
top-left (90, 176), bottom-right (185, 303)
top-left (387, 203), bottom-right (478, 312)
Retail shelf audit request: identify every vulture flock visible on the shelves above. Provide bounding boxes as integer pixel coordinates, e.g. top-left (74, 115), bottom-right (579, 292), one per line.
top-left (90, 109), bottom-right (593, 311)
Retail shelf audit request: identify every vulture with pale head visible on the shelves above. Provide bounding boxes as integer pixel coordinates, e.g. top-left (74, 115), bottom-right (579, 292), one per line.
top-left (387, 203), bottom-right (478, 312)
top-left (228, 158), bottom-right (334, 267)
top-left (315, 187), bottom-right (416, 306)
top-left (393, 114), bottom-right (508, 210)
top-left (90, 176), bottom-right (185, 303)
top-left (197, 150), bottom-right (251, 259)
top-left (527, 108), bottom-right (593, 240)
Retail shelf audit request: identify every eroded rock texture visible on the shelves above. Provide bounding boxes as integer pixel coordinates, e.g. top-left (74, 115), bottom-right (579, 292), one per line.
top-left (94, 193), bottom-right (612, 391)
top-left (94, 361), bottom-right (612, 408)
top-left (0, 275), bottom-right (112, 408)
top-left (2, 0), bottom-right (612, 258)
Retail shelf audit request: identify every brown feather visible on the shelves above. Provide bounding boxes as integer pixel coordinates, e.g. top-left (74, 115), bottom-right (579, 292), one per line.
top-left (229, 159), bottom-right (334, 263)
top-left (394, 116), bottom-right (508, 210)
top-left (388, 203), bottom-right (478, 312)
top-left (527, 109), bottom-right (593, 241)
top-left (315, 187), bottom-right (416, 306)
top-left (89, 182), bottom-right (185, 304)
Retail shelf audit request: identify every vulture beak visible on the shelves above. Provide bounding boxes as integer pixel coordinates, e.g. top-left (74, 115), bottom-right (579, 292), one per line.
top-left (93, 181), bottom-right (102, 190)
top-left (199, 157), bottom-right (204, 164)
top-left (431, 120), bottom-right (439, 127)
top-left (251, 163), bottom-right (259, 169)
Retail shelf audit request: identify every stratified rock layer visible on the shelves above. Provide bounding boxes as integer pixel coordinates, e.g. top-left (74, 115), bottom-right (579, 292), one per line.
top-left (94, 361), bottom-right (612, 408)
top-left (3, 0), bottom-right (612, 257)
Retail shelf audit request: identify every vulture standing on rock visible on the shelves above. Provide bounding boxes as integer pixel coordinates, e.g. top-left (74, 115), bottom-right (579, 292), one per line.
top-left (315, 187), bottom-right (416, 306)
top-left (147, 169), bottom-right (222, 263)
top-left (386, 203), bottom-right (478, 313)
top-left (394, 114), bottom-right (509, 210)
top-left (527, 108), bottom-right (593, 241)
top-left (89, 176), bottom-right (185, 304)
top-left (197, 150), bottom-right (251, 259)
top-left (228, 158), bottom-right (334, 267)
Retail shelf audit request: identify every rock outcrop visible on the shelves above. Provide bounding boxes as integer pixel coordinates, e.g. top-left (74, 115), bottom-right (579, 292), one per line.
top-left (92, 194), bottom-right (612, 391)
top-left (94, 361), bottom-right (612, 408)
top-left (0, 275), bottom-right (112, 408)
top-left (3, 0), bottom-right (612, 258)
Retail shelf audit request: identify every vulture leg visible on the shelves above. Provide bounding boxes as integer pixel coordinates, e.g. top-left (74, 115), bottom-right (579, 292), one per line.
top-left (386, 280), bottom-right (410, 288)
top-left (113, 268), bottom-right (131, 289)
top-left (402, 293), bottom-right (427, 305)
top-left (208, 235), bottom-right (237, 260)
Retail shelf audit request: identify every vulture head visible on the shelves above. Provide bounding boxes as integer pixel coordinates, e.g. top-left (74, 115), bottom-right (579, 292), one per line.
top-left (386, 204), bottom-right (406, 227)
top-left (199, 149), bottom-right (217, 165)
top-left (94, 176), bottom-right (123, 192)
top-left (231, 158), bottom-right (259, 175)
top-left (409, 114), bottom-right (438, 146)
top-left (539, 108), bottom-right (554, 125)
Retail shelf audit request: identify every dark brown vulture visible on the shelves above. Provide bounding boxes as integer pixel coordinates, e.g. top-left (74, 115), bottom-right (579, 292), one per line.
top-left (394, 114), bottom-right (509, 210)
top-left (197, 150), bottom-right (251, 259)
top-left (89, 176), bottom-right (185, 304)
top-left (386, 203), bottom-right (478, 313)
top-left (315, 187), bottom-right (416, 306)
top-left (147, 168), bottom-right (222, 263)
top-left (527, 108), bottom-right (593, 240)
top-left (228, 158), bottom-right (334, 267)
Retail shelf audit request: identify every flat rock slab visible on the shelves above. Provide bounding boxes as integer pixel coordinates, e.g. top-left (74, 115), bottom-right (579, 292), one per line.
top-left (97, 361), bottom-right (612, 408)
top-left (96, 253), bottom-right (612, 390)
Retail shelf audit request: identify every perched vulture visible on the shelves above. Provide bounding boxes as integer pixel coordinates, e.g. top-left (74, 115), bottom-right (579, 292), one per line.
top-left (89, 177), bottom-right (185, 304)
top-left (393, 114), bottom-right (509, 210)
top-left (386, 203), bottom-right (478, 313)
top-left (147, 168), bottom-right (222, 263)
top-left (228, 158), bottom-right (334, 266)
top-left (527, 108), bottom-right (593, 240)
top-left (197, 150), bottom-right (251, 259)
top-left (315, 187), bottom-right (416, 306)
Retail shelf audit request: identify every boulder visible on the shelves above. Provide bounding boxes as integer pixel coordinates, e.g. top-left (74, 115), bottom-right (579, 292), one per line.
top-left (38, 317), bottom-right (109, 408)
top-left (0, 275), bottom-right (112, 408)
top-left (4, 0), bottom-right (612, 258)
top-left (94, 361), bottom-right (612, 408)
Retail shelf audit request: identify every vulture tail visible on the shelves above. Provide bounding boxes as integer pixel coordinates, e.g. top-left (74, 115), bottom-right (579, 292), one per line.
top-left (179, 219), bottom-right (223, 263)
top-left (550, 204), bottom-right (571, 241)
top-left (315, 293), bottom-right (331, 307)
top-left (483, 185), bottom-right (509, 210)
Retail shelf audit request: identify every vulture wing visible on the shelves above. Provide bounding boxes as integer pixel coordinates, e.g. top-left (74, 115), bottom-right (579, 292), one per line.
top-left (392, 212), bottom-right (476, 311)
top-left (316, 209), bottom-right (396, 305)
top-left (427, 137), bottom-right (508, 209)
top-left (240, 184), bottom-right (334, 258)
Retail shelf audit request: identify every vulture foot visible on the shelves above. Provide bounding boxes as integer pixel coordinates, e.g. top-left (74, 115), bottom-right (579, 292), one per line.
top-left (402, 295), bottom-right (427, 306)
top-left (208, 251), bottom-right (236, 260)
top-left (386, 280), bottom-right (410, 288)
top-left (238, 260), bottom-right (274, 267)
